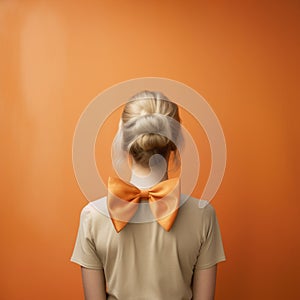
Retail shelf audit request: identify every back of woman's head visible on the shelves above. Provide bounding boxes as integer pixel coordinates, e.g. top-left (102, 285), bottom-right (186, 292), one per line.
top-left (121, 90), bottom-right (181, 168)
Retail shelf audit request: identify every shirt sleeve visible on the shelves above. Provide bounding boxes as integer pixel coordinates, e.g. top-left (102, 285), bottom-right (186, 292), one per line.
top-left (70, 205), bottom-right (103, 269)
top-left (194, 203), bottom-right (226, 270)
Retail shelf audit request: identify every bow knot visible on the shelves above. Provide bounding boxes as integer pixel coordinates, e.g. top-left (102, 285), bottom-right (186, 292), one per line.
top-left (107, 176), bottom-right (180, 233)
top-left (139, 189), bottom-right (150, 199)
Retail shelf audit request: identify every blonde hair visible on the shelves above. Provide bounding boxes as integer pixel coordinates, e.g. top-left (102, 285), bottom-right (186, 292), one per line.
top-left (121, 90), bottom-right (181, 168)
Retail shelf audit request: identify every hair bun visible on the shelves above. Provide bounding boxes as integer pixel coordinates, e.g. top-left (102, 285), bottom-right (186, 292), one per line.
top-left (135, 133), bottom-right (169, 152)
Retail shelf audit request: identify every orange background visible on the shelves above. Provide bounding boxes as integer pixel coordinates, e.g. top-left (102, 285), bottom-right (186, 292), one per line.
top-left (1, 0), bottom-right (299, 299)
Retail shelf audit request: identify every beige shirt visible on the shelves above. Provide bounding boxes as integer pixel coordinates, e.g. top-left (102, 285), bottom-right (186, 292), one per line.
top-left (70, 195), bottom-right (226, 300)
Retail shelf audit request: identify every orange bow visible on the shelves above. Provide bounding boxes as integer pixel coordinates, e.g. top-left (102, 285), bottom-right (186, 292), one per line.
top-left (107, 176), bottom-right (180, 233)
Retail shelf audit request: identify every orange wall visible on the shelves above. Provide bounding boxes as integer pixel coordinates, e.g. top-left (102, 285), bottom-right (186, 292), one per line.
top-left (1, 0), bottom-right (299, 299)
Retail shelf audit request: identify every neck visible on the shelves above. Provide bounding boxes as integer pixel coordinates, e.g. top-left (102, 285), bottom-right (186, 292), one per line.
top-left (130, 161), bottom-right (169, 189)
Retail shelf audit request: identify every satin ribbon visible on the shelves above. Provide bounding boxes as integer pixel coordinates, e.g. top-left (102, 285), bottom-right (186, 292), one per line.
top-left (107, 176), bottom-right (180, 233)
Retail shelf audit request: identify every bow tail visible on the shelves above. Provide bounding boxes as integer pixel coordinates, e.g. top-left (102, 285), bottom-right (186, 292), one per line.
top-left (111, 218), bottom-right (128, 233)
top-left (149, 195), bottom-right (180, 231)
top-left (108, 195), bottom-right (140, 232)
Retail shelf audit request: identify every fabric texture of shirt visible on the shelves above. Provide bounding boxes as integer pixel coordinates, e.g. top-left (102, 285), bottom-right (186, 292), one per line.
top-left (70, 194), bottom-right (226, 300)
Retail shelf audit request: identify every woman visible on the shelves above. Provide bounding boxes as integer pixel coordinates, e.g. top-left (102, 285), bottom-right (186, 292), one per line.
top-left (71, 90), bottom-right (226, 300)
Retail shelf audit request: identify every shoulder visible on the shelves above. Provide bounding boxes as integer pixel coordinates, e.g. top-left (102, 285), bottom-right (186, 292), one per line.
top-left (180, 194), bottom-right (216, 216)
top-left (176, 195), bottom-right (216, 228)
top-left (79, 197), bottom-right (109, 223)
top-left (79, 197), bottom-right (116, 236)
